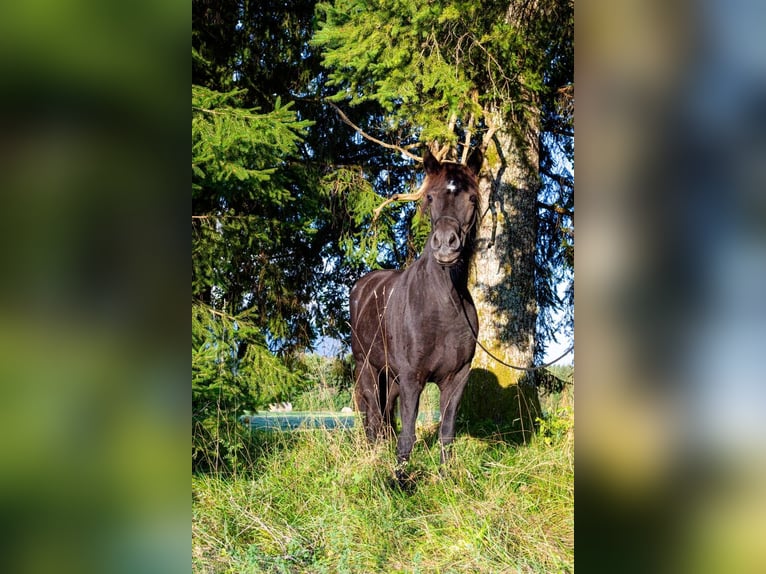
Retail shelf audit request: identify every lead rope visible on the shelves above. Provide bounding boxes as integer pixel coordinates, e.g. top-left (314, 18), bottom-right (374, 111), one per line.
top-left (450, 290), bottom-right (573, 372)
top-left (475, 338), bottom-right (574, 371)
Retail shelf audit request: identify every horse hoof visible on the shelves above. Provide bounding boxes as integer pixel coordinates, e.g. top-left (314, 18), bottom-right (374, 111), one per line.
top-left (389, 467), bottom-right (418, 493)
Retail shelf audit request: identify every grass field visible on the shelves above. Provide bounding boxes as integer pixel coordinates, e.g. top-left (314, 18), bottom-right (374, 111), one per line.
top-left (192, 384), bottom-right (573, 573)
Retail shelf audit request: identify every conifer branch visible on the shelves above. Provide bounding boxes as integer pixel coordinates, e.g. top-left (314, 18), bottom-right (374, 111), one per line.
top-left (540, 165), bottom-right (574, 191)
top-left (192, 106), bottom-right (275, 122)
top-left (326, 101), bottom-right (421, 162)
top-left (371, 180), bottom-right (428, 222)
top-left (482, 121), bottom-right (499, 155)
top-left (430, 140), bottom-right (451, 162)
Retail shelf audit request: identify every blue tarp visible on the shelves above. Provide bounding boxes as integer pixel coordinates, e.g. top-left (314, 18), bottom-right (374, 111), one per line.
top-left (240, 412), bottom-right (357, 431)
top-left (239, 410), bottom-right (440, 431)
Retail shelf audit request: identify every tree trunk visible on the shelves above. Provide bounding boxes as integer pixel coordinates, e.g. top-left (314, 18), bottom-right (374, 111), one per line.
top-left (460, 119), bottom-right (542, 440)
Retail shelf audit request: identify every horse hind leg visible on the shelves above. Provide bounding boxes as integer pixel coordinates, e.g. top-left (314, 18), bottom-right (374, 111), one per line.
top-left (354, 363), bottom-right (385, 441)
top-left (381, 372), bottom-right (399, 439)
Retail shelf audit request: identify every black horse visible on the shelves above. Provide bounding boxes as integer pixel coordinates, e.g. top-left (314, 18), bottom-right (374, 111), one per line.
top-left (350, 148), bottom-right (482, 475)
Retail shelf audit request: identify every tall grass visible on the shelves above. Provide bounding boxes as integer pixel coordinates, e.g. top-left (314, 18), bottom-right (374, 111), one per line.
top-left (193, 385), bottom-right (573, 573)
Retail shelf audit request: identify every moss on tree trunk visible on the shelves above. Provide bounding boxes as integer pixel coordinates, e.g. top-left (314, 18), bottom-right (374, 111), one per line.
top-left (460, 124), bottom-right (541, 436)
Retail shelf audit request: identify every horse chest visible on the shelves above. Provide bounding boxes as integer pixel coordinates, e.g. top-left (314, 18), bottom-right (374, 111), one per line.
top-left (383, 296), bottom-right (476, 375)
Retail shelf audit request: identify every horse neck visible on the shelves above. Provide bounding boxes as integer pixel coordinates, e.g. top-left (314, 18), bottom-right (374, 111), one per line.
top-left (416, 238), bottom-right (471, 295)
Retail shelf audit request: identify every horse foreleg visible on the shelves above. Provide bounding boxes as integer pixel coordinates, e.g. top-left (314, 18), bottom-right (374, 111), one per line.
top-left (395, 378), bottom-right (423, 467)
top-left (438, 364), bottom-right (471, 464)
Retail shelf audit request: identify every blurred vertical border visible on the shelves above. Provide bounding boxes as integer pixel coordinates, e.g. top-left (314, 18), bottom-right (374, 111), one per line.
top-left (0, 1), bottom-right (188, 573)
top-left (577, 0), bottom-right (766, 572)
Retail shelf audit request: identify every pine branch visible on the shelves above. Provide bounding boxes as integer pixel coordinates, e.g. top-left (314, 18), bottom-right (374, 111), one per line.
top-left (460, 108), bottom-right (476, 164)
top-left (194, 301), bottom-right (240, 322)
top-left (372, 180), bottom-right (428, 221)
top-left (192, 106), bottom-right (272, 122)
top-left (326, 101), bottom-right (421, 162)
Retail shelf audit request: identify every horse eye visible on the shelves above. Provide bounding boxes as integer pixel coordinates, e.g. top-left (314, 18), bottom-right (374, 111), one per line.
top-left (427, 194), bottom-right (433, 203)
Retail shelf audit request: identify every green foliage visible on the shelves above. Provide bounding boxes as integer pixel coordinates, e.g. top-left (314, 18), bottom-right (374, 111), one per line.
top-left (192, 86), bottom-right (311, 193)
top-left (192, 305), bottom-right (304, 406)
top-left (192, 84), bottom-right (319, 347)
top-left (537, 368), bottom-right (574, 446)
top-left (319, 167), bottom-right (398, 269)
top-left (192, 82), bottom-right (325, 471)
top-left (313, 0), bottom-right (557, 147)
top-left (193, 0), bottom-right (321, 108)
top-left (536, 405), bottom-right (573, 447)
top-left (314, 0), bottom-right (477, 146)
top-left (192, 385), bottom-right (574, 572)
top-left (192, 303), bottom-right (307, 473)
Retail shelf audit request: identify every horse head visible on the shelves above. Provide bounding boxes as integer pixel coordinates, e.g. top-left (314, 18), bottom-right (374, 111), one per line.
top-left (421, 149), bottom-right (483, 266)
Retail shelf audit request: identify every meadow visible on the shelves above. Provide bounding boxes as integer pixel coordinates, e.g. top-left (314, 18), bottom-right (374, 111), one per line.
top-left (193, 372), bottom-right (573, 573)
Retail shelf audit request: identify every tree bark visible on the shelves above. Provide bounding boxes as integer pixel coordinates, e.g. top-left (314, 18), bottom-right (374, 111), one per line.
top-left (460, 117), bottom-right (542, 439)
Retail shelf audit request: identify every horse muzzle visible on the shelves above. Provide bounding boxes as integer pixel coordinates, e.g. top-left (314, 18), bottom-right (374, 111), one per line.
top-left (431, 219), bottom-right (463, 266)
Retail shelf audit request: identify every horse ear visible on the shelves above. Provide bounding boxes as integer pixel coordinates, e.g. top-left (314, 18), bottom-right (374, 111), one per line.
top-left (467, 147), bottom-right (483, 175)
top-left (423, 149), bottom-right (441, 175)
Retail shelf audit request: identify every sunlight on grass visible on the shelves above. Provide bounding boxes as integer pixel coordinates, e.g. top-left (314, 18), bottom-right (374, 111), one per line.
top-left (193, 387), bottom-right (573, 573)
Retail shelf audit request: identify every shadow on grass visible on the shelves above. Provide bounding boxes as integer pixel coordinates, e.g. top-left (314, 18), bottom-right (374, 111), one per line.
top-left (373, 368), bottom-right (546, 492)
top-left (192, 366), bottom-right (556, 484)
top-left (457, 367), bottom-right (543, 446)
top-left (413, 368), bottom-right (544, 452)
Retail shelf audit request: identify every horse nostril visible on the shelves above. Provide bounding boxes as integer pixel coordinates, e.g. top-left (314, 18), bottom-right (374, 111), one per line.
top-left (432, 228), bottom-right (461, 253)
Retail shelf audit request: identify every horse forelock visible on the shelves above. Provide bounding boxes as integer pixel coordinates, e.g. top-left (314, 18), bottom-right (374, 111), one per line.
top-left (419, 164), bottom-right (479, 215)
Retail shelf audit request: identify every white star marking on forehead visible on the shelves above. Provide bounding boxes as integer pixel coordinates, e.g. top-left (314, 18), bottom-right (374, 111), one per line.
top-left (446, 180), bottom-right (457, 193)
